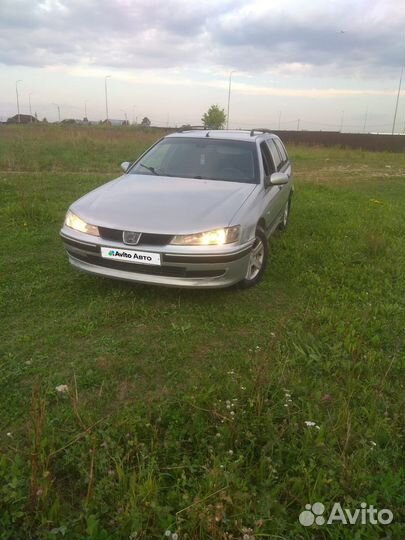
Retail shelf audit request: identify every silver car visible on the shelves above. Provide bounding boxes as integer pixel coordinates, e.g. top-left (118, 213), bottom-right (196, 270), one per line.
top-left (60, 129), bottom-right (293, 288)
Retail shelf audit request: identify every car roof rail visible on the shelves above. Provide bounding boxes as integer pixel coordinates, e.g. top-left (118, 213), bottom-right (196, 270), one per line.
top-left (177, 125), bottom-right (207, 132)
top-left (250, 128), bottom-right (273, 137)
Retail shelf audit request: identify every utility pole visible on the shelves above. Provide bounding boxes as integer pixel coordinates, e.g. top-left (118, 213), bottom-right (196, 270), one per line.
top-left (16, 80), bottom-right (22, 123)
top-left (52, 103), bottom-right (61, 122)
top-left (340, 110), bottom-right (345, 132)
top-left (363, 105), bottom-right (368, 133)
top-left (105, 75), bottom-right (111, 121)
top-left (84, 100), bottom-right (88, 120)
top-left (121, 109), bottom-right (128, 124)
top-left (278, 111), bottom-right (281, 130)
top-left (392, 63), bottom-right (404, 135)
top-left (297, 118), bottom-right (300, 131)
top-left (226, 70), bottom-right (236, 129)
top-left (29, 92), bottom-right (33, 122)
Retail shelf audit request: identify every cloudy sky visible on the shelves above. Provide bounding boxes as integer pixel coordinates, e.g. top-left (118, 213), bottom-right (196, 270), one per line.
top-left (1, 0), bottom-right (405, 131)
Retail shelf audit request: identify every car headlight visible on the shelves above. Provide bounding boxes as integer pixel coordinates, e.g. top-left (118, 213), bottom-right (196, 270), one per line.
top-left (170, 226), bottom-right (240, 246)
top-left (64, 210), bottom-right (99, 236)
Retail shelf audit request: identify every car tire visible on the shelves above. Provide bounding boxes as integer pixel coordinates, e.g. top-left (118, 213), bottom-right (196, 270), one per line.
top-left (278, 194), bottom-right (292, 231)
top-left (238, 228), bottom-right (268, 289)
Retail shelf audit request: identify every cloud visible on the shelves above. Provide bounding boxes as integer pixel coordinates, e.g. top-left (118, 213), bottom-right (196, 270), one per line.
top-left (210, 0), bottom-right (405, 77)
top-left (0, 0), bottom-right (404, 78)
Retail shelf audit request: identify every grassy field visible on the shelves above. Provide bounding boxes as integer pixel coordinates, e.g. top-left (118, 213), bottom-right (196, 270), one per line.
top-left (1, 125), bottom-right (404, 539)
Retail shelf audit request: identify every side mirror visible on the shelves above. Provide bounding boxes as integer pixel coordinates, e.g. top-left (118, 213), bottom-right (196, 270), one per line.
top-left (270, 172), bottom-right (289, 186)
top-left (264, 175), bottom-right (271, 189)
top-left (120, 161), bottom-right (131, 173)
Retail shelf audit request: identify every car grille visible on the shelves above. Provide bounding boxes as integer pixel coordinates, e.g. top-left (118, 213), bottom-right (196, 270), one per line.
top-left (70, 252), bottom-right (225, 279)
top-left (98, 227), bottom-right (174, 246)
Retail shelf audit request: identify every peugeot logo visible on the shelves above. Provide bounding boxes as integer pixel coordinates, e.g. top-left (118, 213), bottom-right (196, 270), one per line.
top-left (123, 231), bottom-right (142, 245)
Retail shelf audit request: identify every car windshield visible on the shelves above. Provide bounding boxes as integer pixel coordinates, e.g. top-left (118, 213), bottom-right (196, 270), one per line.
top-left (129, 137), bottom-right (259, 184)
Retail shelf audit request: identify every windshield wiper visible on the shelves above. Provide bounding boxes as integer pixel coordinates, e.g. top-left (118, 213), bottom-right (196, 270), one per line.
top-left (140, 163), bottom-right (159, 175)
top-left (139, 163), bottom-right (174, 177)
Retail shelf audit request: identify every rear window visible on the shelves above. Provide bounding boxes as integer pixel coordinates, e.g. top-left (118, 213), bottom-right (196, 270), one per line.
top-left (130, 137), bottom-right (260, 184)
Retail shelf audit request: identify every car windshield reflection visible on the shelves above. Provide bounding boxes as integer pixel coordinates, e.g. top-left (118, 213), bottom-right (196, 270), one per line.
top-left (130, 137), bottom-right (259, 184)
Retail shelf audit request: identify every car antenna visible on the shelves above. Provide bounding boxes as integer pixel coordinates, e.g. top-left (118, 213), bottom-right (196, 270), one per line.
top-left (205, 131), bottom-right (210, 137)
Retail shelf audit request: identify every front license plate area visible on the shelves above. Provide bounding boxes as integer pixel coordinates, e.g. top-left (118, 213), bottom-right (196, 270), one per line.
top-left (101, 247), bottom-right (161, 266)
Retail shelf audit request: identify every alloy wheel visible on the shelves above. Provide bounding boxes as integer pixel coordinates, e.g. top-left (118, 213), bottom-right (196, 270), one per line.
top-left (246, 236), bottom-right (265, 280)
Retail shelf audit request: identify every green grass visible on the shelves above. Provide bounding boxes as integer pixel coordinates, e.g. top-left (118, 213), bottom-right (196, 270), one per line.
top-left (1, 125), bottom-right (404, 539)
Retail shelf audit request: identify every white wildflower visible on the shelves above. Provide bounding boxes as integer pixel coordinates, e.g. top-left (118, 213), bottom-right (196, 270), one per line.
top-left (230, 411), bottom-right (235, 416)
top-left (55, 384), bottom-right (69, 394)
top-left (370, 440), bottom-right (377, 447)
top-left (6, 432), bottom-right (12, 437)
top-left (164, 531), bottom-right (171, 537)
top-left (172, 534), bottom-right (178, 540)
top-left (228, 450), bottom-right (234, 455)
top-left (304, 420), bottom-right (320, 430)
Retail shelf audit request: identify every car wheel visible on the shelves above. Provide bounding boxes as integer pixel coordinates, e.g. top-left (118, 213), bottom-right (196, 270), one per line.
top-left (278, 195), bottom-right (292, 231)
top-left (238, 228), bottom-right (268, 288)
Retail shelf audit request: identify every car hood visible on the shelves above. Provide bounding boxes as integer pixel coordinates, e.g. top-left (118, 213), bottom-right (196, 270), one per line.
top-left (72, 174), bottom-right (258, 234)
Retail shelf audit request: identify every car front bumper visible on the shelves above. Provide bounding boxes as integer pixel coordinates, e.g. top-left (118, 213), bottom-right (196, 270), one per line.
top-left (60, 228), bottom-right (253, 288)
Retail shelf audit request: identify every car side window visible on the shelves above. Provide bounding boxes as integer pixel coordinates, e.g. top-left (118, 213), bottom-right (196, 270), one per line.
top-left (278, 139), bottom-right (289, 162)
top-left (260, 142), bottom-right (275, 177)
top-left (266, 139), bottom-right (283, 171)
top-left (274, 139), bottom-right (288, 165)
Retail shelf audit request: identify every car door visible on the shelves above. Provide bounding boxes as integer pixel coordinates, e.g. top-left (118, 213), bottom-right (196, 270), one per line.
top-left (259, 141), bottom-right (284, 233)
top-left (266, 138), bottom-right (291, 212)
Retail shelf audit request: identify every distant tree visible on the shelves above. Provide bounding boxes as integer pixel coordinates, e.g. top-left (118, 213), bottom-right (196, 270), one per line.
top-left (42, 117), bottom-right (48, 123)
top-left (201, 105), bottom-right (226, 129)
top-left (141, 117), bottom-right (151, 127)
